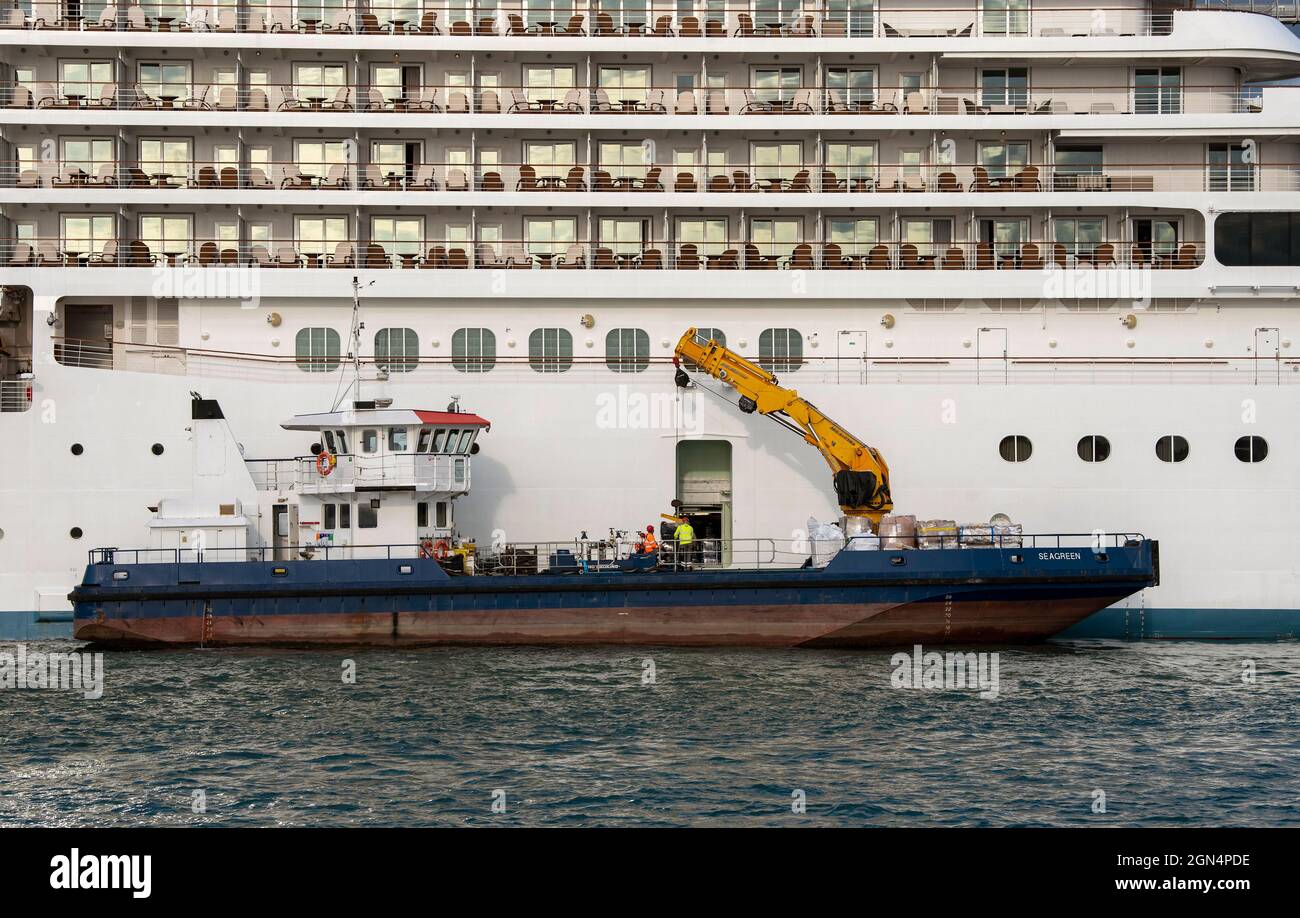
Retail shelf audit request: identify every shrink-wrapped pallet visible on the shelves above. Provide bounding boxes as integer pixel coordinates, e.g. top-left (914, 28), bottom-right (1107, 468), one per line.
top-left (992, 521), bottom-right (1024, 548)
top-left (879, 514), bottom-right (918, 550)
top-left (917, 519), bottom-right (958, 550)
top-left (842, 515), bottom-right (880, 550)
top-left (959, 523), bottom-right (994, 547)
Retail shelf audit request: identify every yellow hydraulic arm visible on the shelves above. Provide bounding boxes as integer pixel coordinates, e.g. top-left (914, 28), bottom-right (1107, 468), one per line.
top-left (673, 328), bottom-right (893, 526)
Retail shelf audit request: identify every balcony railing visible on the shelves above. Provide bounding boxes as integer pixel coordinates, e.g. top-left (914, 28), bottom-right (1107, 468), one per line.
top-left (1, 80), bottom-right (1279, 116)
top-left (3, 160), bottom-right (1288, 194)
top-left (0, 377), bottom-right (33, 412)
top-left (18, 238), bottom-right (1207, 270)
top-left (0, 4), bottom-right (1183, 39)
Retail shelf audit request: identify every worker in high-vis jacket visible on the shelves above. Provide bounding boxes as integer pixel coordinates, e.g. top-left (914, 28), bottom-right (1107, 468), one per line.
top-left (643, 525), bottom-right (658, 554)
top-left (673, 518), bottom-right (696, 568)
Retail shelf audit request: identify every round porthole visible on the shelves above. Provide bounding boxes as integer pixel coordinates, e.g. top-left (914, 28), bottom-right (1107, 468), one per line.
top-left (998, 435), bottom-right (1032, 463)
top-left (70, 443), bottom-right (84, 455)
top-left (1077, 435), bottom-right (1111, 463)
top-left (310, 442), bottom-right (324, 456)
top-left (1234, 435), bottom-right (1267, 463)
top-left (70, 527), bottom-right (83, 540)
top-left (1155, 435), bottom-right (1189, 463)
top-left (151, 443), bottom-right (164, 456)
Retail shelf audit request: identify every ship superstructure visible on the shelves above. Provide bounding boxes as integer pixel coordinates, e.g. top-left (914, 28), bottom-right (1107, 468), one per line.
top-left (2, 1), bottom-right (1299, 638)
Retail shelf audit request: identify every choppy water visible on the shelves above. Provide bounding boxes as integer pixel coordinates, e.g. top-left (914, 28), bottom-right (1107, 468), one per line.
top-left (1, 640), bottom-right (1297, 827)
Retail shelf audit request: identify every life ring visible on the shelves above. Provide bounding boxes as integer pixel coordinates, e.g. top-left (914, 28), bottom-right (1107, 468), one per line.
top-left (420, 539), bottom-right (451, 560)
top-left (315, 452), bottom-right (337, 477)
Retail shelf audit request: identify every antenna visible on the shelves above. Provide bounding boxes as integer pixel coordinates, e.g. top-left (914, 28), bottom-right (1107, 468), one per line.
top-left (330, 275), bottom-right (374, 413)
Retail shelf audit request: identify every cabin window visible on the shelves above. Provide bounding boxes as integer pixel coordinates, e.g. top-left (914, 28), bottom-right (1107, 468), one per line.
top-left (417, 428), bottom-right (432, 452)
top-left (758, 328), bottom-right (803, 374)
top-left (388, 427), bottom-right (409, 452)
top-left (443, 430), bottom-right (459, 453)
top-left (1234, 436), bottom-right (1268, 463)
top-left (295, 327), bottom-right (341, 373)
top-left (358, 504), bottom-right (378, 529)
top-left (375, 327), bottom-right (420, 373)
top-left (322, 431), bottom-right (337, 454)
top-left (457, 431), bottom-right (474, 453)
top-left (362, 429), bottom-right (379, 453)
top-left (436, 502), bottom-right (449, 528)
top-left (454, 459), bottom-right (466, 484)
top-left (605, 328), bottom-right (651, 374)
top-left (529, 328), bottom-right (574, 373)
top-left (452, 327), bottom-right (497, 373)
top-left (1077, 435), bottom-right (1111, 463)
top-left (417, 502), bottom-right (429, 527)
top-left (1156, 435), bottom-right (1189, 463)
top-left (323, 504), bottom-right (336, 530)
top-left (432, 429), bottom-right (448, 452)
top-left (336, 430), bottom-right (349, 454)
top-left (999, 435), bottom-right (1032, 462)
top-left (339, 504), bottom-right (351, 529)
top-left (1215, 213), bottom-right (1300, 267)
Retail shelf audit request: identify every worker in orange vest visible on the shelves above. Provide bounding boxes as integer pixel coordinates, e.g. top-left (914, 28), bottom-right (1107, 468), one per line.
top-left (642, 525), bottom-right (658, 554)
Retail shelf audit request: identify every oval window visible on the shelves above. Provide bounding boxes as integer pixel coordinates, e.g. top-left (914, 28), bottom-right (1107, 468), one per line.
top-left (1077, 435), bottom-right (1111, 463)
top-left (1155, 435), bottom-right (1189, 463)
top-left (1234, 435), bottom-right (1267, 463)
top-left (999, 435), bottom-right (1032, 463)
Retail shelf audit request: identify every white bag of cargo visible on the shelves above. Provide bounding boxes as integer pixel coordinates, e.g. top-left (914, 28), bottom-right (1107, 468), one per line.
top-left (807, 516), bottom-right (846, 567)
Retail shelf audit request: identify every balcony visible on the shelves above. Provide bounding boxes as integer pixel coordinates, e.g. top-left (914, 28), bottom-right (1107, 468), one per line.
top-left (1, 80), bottom-right (1282, 117)
top-left (0, 3), bottom-right (1180, 41)
top-left (13, 237), bottom-right (1208, 271)
top-left (0, 376), bottom-right (33, 412)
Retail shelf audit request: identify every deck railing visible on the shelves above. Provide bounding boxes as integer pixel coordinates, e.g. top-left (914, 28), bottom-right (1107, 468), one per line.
top-left (0, 378), bottom-right (33, 412)
top-left (3, 4), bottom-right (1187, 40)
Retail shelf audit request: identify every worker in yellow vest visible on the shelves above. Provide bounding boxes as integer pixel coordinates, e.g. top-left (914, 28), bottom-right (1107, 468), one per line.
top-left (673, 517), bottom-right (696, 568)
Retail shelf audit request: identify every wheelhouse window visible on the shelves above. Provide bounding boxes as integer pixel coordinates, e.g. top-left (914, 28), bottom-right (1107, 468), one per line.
top-left (529, 328), bottom-right (574, 374)
top-left (295, 327), bottom-right (342, 373)
top-left (1134, 67), bottom-right (1181, 114)
top-left (605, 328), bottom-right (650, 373)
top-left (388, 427), bottom-right (409, 452)
top-left (374, 327), bottom-right (419, 374)
top-left (361, 429), bottom-right (379, 453)
top-left (758, 328), bottom-right (803, 374)
top-left (452, 327), bottom-right (497, 374)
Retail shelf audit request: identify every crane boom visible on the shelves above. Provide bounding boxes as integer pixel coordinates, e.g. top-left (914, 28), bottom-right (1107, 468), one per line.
top-left (673, 327), bottom-right (893, 526)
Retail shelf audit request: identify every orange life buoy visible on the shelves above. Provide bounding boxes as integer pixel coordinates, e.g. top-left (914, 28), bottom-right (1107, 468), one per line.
top-left (315, 452), bottom-right (337, 477)
top-left (419, 539), bottom-right (451, 560)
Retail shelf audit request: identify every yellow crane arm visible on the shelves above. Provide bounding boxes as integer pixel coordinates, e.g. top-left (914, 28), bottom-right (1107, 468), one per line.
top-left (673, 328), bottom-right (893, 525)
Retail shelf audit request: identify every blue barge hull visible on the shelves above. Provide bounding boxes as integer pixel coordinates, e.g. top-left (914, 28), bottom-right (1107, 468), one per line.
top-left (69, 541), bottom-right (1160, 648)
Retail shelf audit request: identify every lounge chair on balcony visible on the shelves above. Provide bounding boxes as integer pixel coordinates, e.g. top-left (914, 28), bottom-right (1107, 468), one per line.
top-left (941, 247), bottom-right (965, 269)
top-left (89, 240), bottom-right (118, 266)
top-left (898, 243), bottom-right (922, 269)
top-left (322, 164), bottom-right (349, 190)
top-left (592, 88), bottom-right (614, 113)
top-left (192, 165), bottom-right (219, 188)
top-left (361, 164), bottom-right (386, 190)
top-left (651, 15), bottom-right (672, 36)
top-left (1090, 102), bottom-right (1117, 115)
top-left (905, 91), bottom-right (928, 114)
top-left (1014, 166), bottom-right (1041, 191)
top-left (36, 240), bottom-right (62, 266)
top-left (593, 247), bottom-right (617, 269)
top-left (324, 9), bottom-right (354, 32)
top-left (1019, 243), bottom-right (1044, 269)
top-left (507, 14), bottom-right (529, 35)
top-left (821, 170), bottom-right (846, 193)
top-left (594, 11), bottom-right (617, 35)
top-left (592, 169), bottom-right (615, 192)
top-left (280, 166), bottom-right (313, 190)
top-left (789, 89), bottom-right (815, 113)
top-left (644, 89), bottom-right (667, 113)
top-left (449, 18), bottom-right (470, 34)
top-left (740, 89), bottom-right (767, 115)
top-left (480, 171), bottom-right (504, 192)
top-left (363, 87), bottom-right (385, 111)
top-left (246, 88), bottom-right (268, 111)
top-left (414, 88), bottom-right (441, 112)
top-left (516, 164), bottom-right (539, 191)
top-left (273, 246), bottom-right (301, 268)
top-left (825, 90), bottom-right (852, 114)
top-left (412, 164), bottom-right (439, 190)
top-left (640, 248), bottom-right (664, 269)
top-left (963, 98), bottom-right (991, 115)
top-left (87, 5), bottom-right (117, 29)
top-left (196, 242), bottom-right (218, 266)
top-left (326, 241), bottom-right (355, 268)
top-left (635, 166), bottom-right (663, 192)
top-left (674, 172), bottom-right (698, 193)
top-left (213, 8), bottom-right (236, 31)
top-left (707, 174), bottom-right (731, 192)
top-left (675, 90), bottom-right (697, 115)
top-left (821, 243), bottom-right (846, 269)
top-left (475, 242), bottom-right (505, 268)
top-left (504, 243), bottom-right (532, 268)
top-left (447, 90), bottom-right (469, 113)
top-left (361, 243), bottom-right (389, 268)
top-left (1053, 244), bottom-right (1070, 269)
top-left (735, 13), bottom-right (756, 36)
top-left (731, 170), bottom-right (755, 192)
top-left (419, 246), bottom-right (448, 269)
top-left (211, 86), bottom-right (236, 111)
top-left (508, 88), bottom-right (538, 113)
top-left (127, 240), bottom-right (157, 266)
top-left (479, 90), bottom-right (501, 113)
top-left (706, 90), bottom-right (728, 114)
top-left (786, 244), bottom-right (815, 270)
top-left (970, 165), bottom-right (991, 192)
top-left (744, 244), bottom-right (771, 270)
top-left (183, 85), bottom-right (215, 110)
top-left (446, 168), bottom-right (469, 191)
top-left (561, 14), bottom-right (585, 35)
top-left (974, 242), bottom-right (995, 269)
top-left (8, 242), bottom-right (34, 266)
top-left (32, 82), bottom-right (59, 109)
top-left (679, 16), bottom-right (701, 37)
top-left (446, 248), bottom-right (469, 269)
top-left (1173, 243), bottom-right (1197, 269)
top-left (266, 8), bottom-right (294, 32)
top-left (329, 86), bottom-right (353, 111)
top-left (557, 243), bottom-right (586, 268)
top-left (788, 170), bottom-right (811, 193)
top-left (125, 5), bottom-right (149, 30)
top-left (866, 245), bottom-right (891, 269)
top-left (15, 169), bottom-right (40, 188)
top-left (565, 166), bottom-right (586, 191)
top-left (96, 163), bottom-right (119, 186)
top-left (676, 243), bottom-right (700, 270)
top-left (125, 166), bottom-right (152, 187)
top-left (1093, 243), bottom-right (1116, 267)
top-left (249, 245), bottom-right (272, 267)
top-left (936, 171), bottom-right (962, 192)
top-left (5, 85), bottom-right (32, 109)
top-left (358, 13), bottom-right (385, 34)
top-left (560, 89), bottom-right (584, 113)
top-left (416, 10), bottom-right (438, 33)
top-left (247, 167), bottom-right (272, 189)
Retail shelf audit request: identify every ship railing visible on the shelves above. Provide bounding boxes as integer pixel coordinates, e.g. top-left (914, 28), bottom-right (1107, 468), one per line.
top-left (10, 239), bottom-right (1211, 272)
top-left (287, 453), bottom-right (471, 492)
top-left (85, 533), bottom-right (1147, 568)
top-left (6, 160), bottom-right (1293, 194)
top-left (0, 5), bottom-right (1186, 40)
top-left (0, 377), bottom-right (33, 412)
top-left (2, 80), bottom-right (1286, 117)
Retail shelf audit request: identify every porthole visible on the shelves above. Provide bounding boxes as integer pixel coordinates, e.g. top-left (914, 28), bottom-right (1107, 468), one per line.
top-left (998, 435), bottom-right (1032, 463)
top-left (70, 527), bottom-right (83, 539)
top-left (70, 443), bottom-right (84, 455)
top-left (1234, 435), bottom-right (1268, 463)
top-left (1077, 435), bottom-right (1111, 463)
top-left (1156, 435), bottom-right (1189, 463)
top-left (151, 443), bottom-right (164, 456)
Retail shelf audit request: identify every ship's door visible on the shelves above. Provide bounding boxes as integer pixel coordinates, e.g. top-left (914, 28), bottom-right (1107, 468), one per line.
top-left (977, 327), bottom-right (1008, 385)
top-left (1254, 327), bottom-right (1280, 385)
top-left (837, 330), bottom-right (868, 384)
top-left (676, 440), bottom-right (732, 566)
top-left (272, 505), bottom-right (289, 562)
top-left (61, 303), bottom-right (113, 369)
